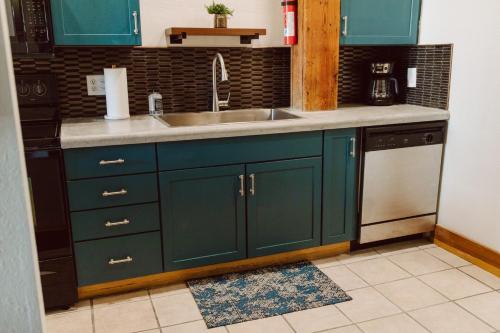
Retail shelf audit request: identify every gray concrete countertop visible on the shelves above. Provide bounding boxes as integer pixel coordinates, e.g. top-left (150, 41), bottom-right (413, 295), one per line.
top-left (61, 104), bottom-right (450, 149)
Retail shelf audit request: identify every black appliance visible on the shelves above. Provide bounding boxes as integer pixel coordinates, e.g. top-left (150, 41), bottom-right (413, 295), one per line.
top-left (17, 74), bottom-right (77, 309)
top-left (367, 62), bottom-right (399, 106)
top-left (6, 0), bottom-right (53, 55)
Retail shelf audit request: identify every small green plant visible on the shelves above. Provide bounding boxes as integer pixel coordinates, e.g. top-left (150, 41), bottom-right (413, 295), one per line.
top-left (205, 1), bottom-right (234, 16)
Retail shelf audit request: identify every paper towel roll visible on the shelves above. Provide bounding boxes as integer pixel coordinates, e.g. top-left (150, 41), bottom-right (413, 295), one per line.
top-left (104, 67), bottom-right (130, 120)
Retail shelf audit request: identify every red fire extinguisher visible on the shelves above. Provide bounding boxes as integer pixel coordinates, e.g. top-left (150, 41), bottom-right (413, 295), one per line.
top-left (282, 1), bottom-right (298, 45)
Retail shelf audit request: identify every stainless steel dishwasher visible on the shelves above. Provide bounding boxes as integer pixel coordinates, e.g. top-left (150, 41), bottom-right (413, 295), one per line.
top-left (359, 121), bottom-right (446, 244)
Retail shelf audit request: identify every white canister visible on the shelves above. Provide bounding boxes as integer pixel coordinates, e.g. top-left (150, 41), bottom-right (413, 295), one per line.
top-left (148, 91), bottom-right (163, 116)
top-left (104, 67), bottom-right (130, 120)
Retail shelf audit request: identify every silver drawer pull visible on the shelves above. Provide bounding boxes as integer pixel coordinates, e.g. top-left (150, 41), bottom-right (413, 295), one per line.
top-left (108, 256), bottom-right (133, 265)
top-left (105, 219), bottom-right (130, 228)
top-left (99, 158), bottom-right (125, 166)
top-left (249, 174), bottom-right (256, 196)
top-left (102, 189), bottom-right (128, 197)
top-left (350, 137), bottom-right (357, 158)
top-left (239, 175), bottom-right (245, 197)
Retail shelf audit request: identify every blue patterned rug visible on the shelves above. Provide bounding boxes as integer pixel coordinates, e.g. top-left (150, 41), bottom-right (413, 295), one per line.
top-left (187, 261), bottom-right (352, 328)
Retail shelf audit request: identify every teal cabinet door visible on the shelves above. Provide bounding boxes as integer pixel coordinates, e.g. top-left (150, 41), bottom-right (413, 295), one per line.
top-left (51, 0), bottom-right (141, 45)
top-left (160, 165), bottom-right (246, 271)
top-left (340, 0), bottom-right (420, 45)
top-left (247, 158), bottom-right (322, 257)
top-left (322, 129), bottom-right (358, 244)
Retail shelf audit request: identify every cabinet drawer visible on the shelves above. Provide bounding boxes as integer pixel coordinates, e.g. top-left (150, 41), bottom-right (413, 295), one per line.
top-left (157, 132), bottom-right (323, 171)
top-left (67, 173), bottom-right (158, 211)
top-left (64, 144), bottom-right (156, 180)
top-left (71, 203), bottom-right (160, 242)
top-left (74, 232), bottom-right (162, 286)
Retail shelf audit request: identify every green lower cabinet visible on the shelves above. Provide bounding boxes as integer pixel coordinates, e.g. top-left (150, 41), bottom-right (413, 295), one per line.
top-left (322, 129), bottom-right (358, 244)
top-left (74, 232), bottom-right (162, 286)
top-left (247, 158), bottom-right (322, 257)
top-left (160, 165), bottom-right (246, 271)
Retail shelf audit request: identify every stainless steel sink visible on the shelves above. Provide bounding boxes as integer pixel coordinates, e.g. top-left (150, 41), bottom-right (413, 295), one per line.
top-left (157, 109), bottom-right (301, 127)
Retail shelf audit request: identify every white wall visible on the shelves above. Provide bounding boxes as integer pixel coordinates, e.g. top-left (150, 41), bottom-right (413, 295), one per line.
top-left (140, 0), bottom-right (283, 47)
top-left (0, 2), bottom-right (46, 332)
top-left (419, 0), bottom-right (500, 251)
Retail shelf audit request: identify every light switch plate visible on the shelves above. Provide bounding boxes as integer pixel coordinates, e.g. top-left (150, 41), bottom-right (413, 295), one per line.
top-left (86, 75), bottom-right (105, 96)
top-left (407, 68), bottom-right (417, 88)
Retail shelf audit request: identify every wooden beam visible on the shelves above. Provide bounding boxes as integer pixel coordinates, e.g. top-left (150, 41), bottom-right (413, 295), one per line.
top-left (292, 0), bottom-right (340, 111)
top-left (434, 225), bottom-right (500, 277)
top-left (78, 241), bottom-right (350, 299)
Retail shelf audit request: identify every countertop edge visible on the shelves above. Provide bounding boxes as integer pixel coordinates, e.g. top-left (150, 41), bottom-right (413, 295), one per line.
top-left (61, 107), bottom-right (450, 149)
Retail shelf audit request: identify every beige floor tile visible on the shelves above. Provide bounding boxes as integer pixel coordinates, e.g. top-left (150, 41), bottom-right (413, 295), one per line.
top-left (358, 313), bottom-right (428, 333)
top-left (226, 316), bottom-right (293, 333)
top-left (321, 325), bottom-right (363, 333)
top-left (143, 330), bottom-right (161, 333)
top-left (150, 282), bottom-right (190, 298)
top-left (374, 239), bottom-right (432, 256)
top-left (459, 265), bottom-right (500, 290)
top-left (456, 292), bottom-right (500, 330)
top-left (347, 257), bottom-right (411, 285)
top-left (93, 289), bottom-right (149, 308)
top-left (321, 265), bottom-right (369, 291)
top-left (419, 269), bottom-right (492, 300)
top-left (388, 250), bottom-right (452, 275)
top-left (93, 299), bottom-right (158, 333)
top-left (336, 249), bottom-right (381, 265)
top-left (409, 302), bottom-right (495, 333)
top-left (335, 287), bottom-right (401, 323)
top-left (162, 320), bottom-right (227, 332)
top-left (45, 309), bottom-right (93, 333)
top-left (424, 247), bottom-right (470, 267)
top-left (284, 304), bottom-right (351, 333)
top-left (312, 256), bottom-right (342, 268)
top-left (375, 277), bottom-right (448, 311)
top-left (152, 292), bottom-right (202, 327)
top-left (45, 300), bottom-right (91, 316)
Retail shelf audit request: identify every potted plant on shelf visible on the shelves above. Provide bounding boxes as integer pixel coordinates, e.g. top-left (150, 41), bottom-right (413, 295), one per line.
top-left (206, 1), bottom-right (234, 28)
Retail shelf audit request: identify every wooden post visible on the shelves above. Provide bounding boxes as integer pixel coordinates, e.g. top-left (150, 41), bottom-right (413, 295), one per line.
top-left (292, 0), bottom-right (340, 111)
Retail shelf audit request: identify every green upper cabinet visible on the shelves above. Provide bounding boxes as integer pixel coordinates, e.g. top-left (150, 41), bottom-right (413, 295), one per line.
top-left (247, 158), bottom-right (322, 257)
top-left (322, 129), bottom-right (358, 244)
top-left (340, 0), bottom-right (421, 45)
top-left (160, 165), bottom-right (246, 271)
top-left (50, 0), bottom-right (142, 45)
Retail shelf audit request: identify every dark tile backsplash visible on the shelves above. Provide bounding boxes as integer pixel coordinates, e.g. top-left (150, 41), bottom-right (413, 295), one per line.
top-left (13, 44), bottom-right (451, 118)
top-left (13, 47), bottom-right (291, 118)
top-left (339, 44), bottom-right (453, 109)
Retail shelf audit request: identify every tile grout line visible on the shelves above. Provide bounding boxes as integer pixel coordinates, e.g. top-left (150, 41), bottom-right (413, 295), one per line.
top-left (458, 265), bottom-right (500, 290)
top-left (147, 290), bottom-right (162, 332)
top-left (411, 270), bottom-right (497, 330)
top-left (451, 298), bottom-right (497, 332)
top-left (90, 299), bottom-right (96, 333)
top-left (281, 315), bottom-right (298, 333)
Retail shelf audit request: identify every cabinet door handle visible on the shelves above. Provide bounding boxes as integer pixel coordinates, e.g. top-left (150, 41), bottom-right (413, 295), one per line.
top-left (108, 256), bottom-right (133, 265)
top-left (105, 219), bottom-right (130, 228)
top-left (350, 137), bottom-right (357, 158)
top-left (342, 16), bottom-right (348, 36)
top-left (239, 175), bottom-right (245, 197)
top-left (132, 11), bottom-right (139, 35)
top-left (99, 158), bottom-right (125, 166)
top-left (102, 189), bottom-right (128, 197)
top-left (249, 174), bottom-right (256, 196)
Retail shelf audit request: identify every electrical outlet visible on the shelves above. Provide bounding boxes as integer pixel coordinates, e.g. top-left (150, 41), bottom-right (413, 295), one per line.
top-left (86, 75), bottom-right (106, 96)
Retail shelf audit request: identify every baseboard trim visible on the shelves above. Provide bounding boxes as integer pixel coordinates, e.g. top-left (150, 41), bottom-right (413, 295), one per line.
top-left (78, 241), bottom-right (350, 299)
top-left (434, 225), bottom-right (500, 277)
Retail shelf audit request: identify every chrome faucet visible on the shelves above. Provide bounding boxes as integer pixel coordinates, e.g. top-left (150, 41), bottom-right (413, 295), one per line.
top-left (212, 53), bottom-right (230, 112)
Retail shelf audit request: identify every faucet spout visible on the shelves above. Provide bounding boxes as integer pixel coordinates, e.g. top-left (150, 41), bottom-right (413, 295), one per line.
top-left (212, 53), bottom-right (230, 112)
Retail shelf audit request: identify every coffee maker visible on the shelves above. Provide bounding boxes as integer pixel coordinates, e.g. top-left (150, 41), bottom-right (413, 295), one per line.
top-left (367, 62), bottom-right (399, 106)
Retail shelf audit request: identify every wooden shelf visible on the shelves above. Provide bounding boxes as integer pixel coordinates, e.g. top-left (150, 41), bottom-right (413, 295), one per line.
top-left (165, 27), bottom-right (267, 45)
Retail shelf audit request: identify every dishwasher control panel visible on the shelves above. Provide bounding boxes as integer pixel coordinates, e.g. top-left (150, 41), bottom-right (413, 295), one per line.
top-left (364, 121), bottom-right (446, 152)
